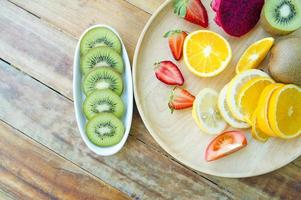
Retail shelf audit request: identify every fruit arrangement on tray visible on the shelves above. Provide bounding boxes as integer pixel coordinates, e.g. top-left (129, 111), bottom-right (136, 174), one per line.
top-left (154, 0), bottom-right (301, 161)
top-left (79, 27), bottom-right (126, 147)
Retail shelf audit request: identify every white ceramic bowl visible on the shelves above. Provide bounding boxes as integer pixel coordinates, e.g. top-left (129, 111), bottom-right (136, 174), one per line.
top-left (73, 24), bottom-right (133, 156)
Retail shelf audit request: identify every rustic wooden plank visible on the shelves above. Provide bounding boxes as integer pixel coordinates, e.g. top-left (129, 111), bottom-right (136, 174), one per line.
top-left (0, 121), bottom-right (129, 200)
top-left (0, 188), bottom-right (16, 200)
top-left (0, 60), bottom-right (234, 199)
top-left (8, 0), bottom-right (149, 60)
top-left (0, 0), bottom-right (75, 99)
top-left (1, 0), bottom-right (163, 151)
top-left (1, 0), bottom-right (301, 199)
top-left (293, 159), bottom-right (301, 168)
top-left (125, 0), bottom-right (165, 14)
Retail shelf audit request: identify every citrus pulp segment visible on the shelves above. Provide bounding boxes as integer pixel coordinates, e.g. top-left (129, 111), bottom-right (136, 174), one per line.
top-left (236, 37), bottom-right (274, 74)
top-left (268, 84), bottom-right (301, 139)
top-left (183, 30), bottom-right (232, 77)
top-left (218, 84), bottom-right (250, 128)
top-left (192, 88), bottom-right (227, 135)
top-left (238, 77), bottom-right (275, 124)
top-left (226, 69), bottom-right (269, 122)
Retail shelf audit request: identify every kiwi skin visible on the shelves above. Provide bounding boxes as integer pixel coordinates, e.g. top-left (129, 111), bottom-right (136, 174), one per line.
top-left (268, 37), bottom-right (301, 86)
top-left (285, 27), bottom-right (301, 38)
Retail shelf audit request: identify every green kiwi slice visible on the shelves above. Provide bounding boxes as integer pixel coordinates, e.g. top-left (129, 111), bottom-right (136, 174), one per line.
top-left (80, 47), bottom-right (124, 75)
top-left (83, 67), bottom-right (123, 96)
top-left (262, 0), bottom-right (301, 34)
top-left (80, 27), bottom-right (122, 55)
top-left (83, 89), bottom-right (124, 119)
top-left (86, 113), bottom-right (125, 147)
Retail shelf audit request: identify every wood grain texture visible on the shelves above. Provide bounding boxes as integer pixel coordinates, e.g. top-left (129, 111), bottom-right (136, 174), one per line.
top-left (0, 121), bottom-right (129, 200)
top-left (0, 0), bottom-right (75, 99)
top-left (125, 0), bottom-right (165, 14)
top-left (0, 60), bottom-right (233, 199)
top-left (9, 0), bottom-right (149, 60)
top-left (0, 0), bottom-right (300, 199)
top-left (2, 0), bottom-right (163, 158)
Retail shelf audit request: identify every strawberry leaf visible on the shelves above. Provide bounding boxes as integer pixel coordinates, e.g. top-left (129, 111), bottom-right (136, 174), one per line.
top-left (163, 30), bottom-right (182, 38)
top-left (173, 0), bottom-right (188, 18)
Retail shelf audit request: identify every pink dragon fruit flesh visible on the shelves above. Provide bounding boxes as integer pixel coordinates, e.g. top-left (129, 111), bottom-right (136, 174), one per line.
top-left (211, 0), bottom-right (264, 37)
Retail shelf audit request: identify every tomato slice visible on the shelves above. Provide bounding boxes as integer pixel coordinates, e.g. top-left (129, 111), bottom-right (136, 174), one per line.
top-left (205, 131), bottom-right (247, 162)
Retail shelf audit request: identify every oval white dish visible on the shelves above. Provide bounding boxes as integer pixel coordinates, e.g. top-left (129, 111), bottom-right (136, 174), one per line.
top-left (73, 24), bottom-right (133, 156)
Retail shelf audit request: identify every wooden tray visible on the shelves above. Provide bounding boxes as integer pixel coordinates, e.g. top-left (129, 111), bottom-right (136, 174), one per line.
top-left (133, 0), bottom-right (301, 177)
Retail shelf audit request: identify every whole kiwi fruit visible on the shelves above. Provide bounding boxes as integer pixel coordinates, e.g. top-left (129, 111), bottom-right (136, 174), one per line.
top-left (268, 37), bottom-right (301, 86)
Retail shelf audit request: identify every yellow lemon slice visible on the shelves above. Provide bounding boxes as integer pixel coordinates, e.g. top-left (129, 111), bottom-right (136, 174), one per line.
top-left (268, 84), bottom-right (301, 139)
top-left (218, 84), bottom-right (250, 129)
top-left (238, 77), bottom-right (274, 124)
top-left (256, 83), bottom-right (284, 137)
top-left (192, 88), bottom-right (227, 135)
top-left (236, 37), bottom-right (274, 74)
top-left (226, 69), bottom-right (269, 122)
top-left (184, 30), bottom-right (232, 77)
top-left (251, 109), bottom-right (269, 142)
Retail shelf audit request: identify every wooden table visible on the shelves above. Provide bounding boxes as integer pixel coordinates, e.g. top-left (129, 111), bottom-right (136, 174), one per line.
top-left (0, 0), bottom-right (300, 199)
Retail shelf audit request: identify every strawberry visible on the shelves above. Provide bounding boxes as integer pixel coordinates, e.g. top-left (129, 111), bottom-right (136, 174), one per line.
top-left (168, 87), bottom-right (195, 113)
top-left (164, 30), bottom-right (188, 61)
top-left (154, 61), bottom-right (184, 86)
top-left (173, 0), bottom-right (209, 28)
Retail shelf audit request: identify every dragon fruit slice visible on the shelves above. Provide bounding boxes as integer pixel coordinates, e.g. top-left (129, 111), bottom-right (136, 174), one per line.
top-left (211, 0), bottom-right (264, 37)
top-left (210, 0), bottom-right (221, 12)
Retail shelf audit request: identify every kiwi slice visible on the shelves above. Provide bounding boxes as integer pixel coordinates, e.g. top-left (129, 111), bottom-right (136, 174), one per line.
top-left (262, 0), bottom-right (301, 35)
top-left (83, 67), bottom-right (123, 96)
top-left (80, 47), bottom-right (124, 75)
top-left (83, 89), bottom-right (124, 119)
top-left (80, 27), bottom-right (122, 55)
top-left (86, 113), bottom-right (125, 147)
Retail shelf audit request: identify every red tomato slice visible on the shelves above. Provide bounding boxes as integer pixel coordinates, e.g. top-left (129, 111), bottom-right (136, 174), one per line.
top-left (205, 131), bottom-right (247, 162)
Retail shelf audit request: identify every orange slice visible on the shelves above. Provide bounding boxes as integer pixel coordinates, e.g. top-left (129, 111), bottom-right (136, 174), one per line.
top-left (268, 84), bottom-right (301, 139)
top-left (226, 69), bottom-right (269, 122)
top-left (183, 30), bottom-right (232, 77)
top-left (251, 109), bottom-right (269, 142)
top-left (218, 84), bottom-right (250, 129)
top-left (238, 77), bottom-right (274, 124)
top-left (256, 83), bottom-right (284, 137)
top-left (236, 37), bottom-right (274, 74)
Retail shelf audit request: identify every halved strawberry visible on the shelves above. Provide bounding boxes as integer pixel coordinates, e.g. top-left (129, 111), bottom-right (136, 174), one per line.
top-left (164, 30), bottom-right (187, 61)
top-left (173, 0), bottom-right (209, 28)
top-left (168, 87), bottom-right (195, 113)
top-left (154, 61), bottom-right (184, 86)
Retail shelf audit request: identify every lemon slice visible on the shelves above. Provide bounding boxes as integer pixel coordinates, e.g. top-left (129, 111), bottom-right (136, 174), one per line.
top-left (226, 69), bottom-right (269, 122)
top-left (256, 83), bottom-right (284, 137)
top-left (192, 88), bottom-right (227, 135)
top-left (236, 37), bottom-right (274, 74)
top-left (238, 77), bottom-right (274, 124)
top-left (268, 84), bottom-right (301, 139)
top-left (251, 109), bottom-right (269, 142)
top-left (218, 84), bottom-right (250, 128)
top-left (183, 30), bottom-right (232, 77)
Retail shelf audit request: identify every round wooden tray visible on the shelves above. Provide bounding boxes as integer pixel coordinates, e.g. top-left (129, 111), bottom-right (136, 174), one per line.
top-left (133, 0), bottom-right (301, 177)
